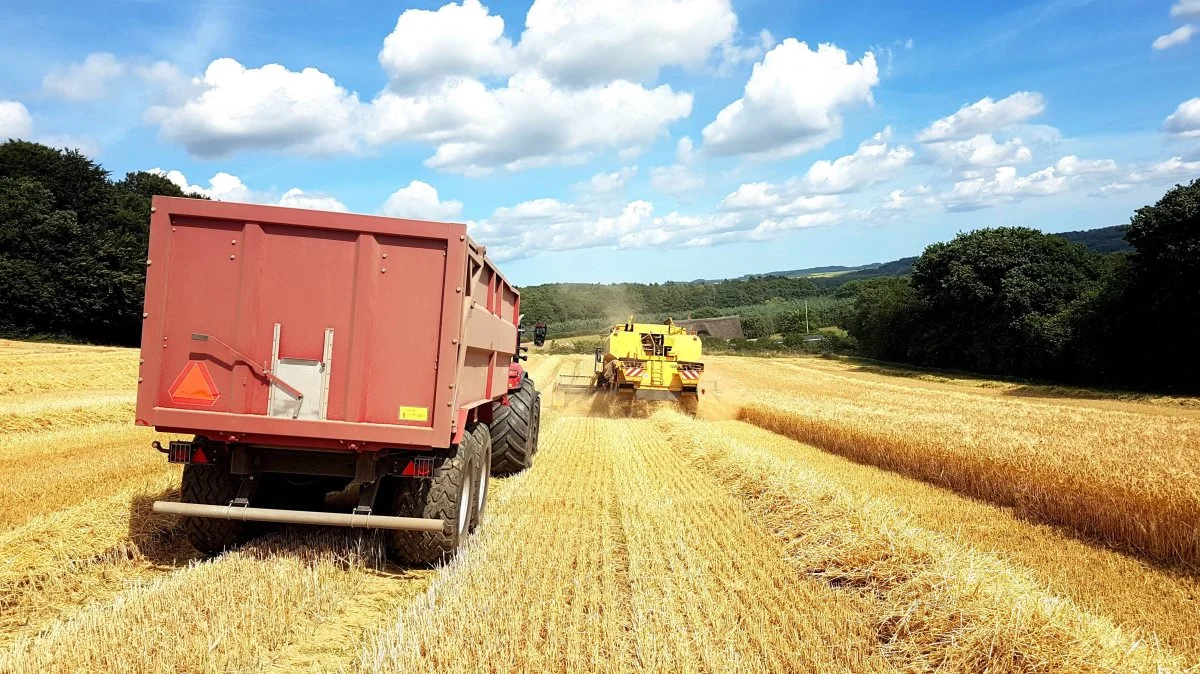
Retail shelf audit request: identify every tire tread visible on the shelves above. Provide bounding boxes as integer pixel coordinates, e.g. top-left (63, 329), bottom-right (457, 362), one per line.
top-left (180, 463), bottom-right (251, 555)
top-left (388, 424), bottom-right (484, 566)
top-left (490, 376), bottom-right (539, 475)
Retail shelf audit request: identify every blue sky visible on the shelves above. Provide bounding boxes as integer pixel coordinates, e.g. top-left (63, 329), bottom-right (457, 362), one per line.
top-left (1, 0), bottom-right (1198, 285)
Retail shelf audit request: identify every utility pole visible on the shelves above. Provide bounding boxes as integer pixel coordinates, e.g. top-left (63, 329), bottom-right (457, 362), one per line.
top-left (804, 299), bottom-right (810, 334)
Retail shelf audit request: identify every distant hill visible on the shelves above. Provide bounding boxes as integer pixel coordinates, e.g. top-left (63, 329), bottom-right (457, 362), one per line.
top-left (1055, 225), bottom-right (1130, 254)
top-left (750, 225), bottom-right (1131, 287)
top-left (729, 264), bottom-right (875, 280)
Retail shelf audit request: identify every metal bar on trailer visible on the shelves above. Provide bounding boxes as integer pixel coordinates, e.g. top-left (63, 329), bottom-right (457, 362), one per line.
top-left (152, 501), bottom-right (445, 532)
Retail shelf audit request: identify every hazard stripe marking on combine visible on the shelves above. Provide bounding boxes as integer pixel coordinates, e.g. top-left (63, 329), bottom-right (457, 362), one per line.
top-left (681, 370), bottom-right (700, 380)
top-left (625, 367), bottom-right (645, 378)
top-left (167, 360), bottom-right (220, 406)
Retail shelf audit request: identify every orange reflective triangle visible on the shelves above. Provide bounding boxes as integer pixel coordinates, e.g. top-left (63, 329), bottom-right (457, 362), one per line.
top-left (169, 361), bottom-right (220, 406)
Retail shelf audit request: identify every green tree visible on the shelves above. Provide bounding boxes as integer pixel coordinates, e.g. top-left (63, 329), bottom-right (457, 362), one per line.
top-left (0, 178), bottom-right (89, 337)
top-left (0, 141), bottom-right (113, 226)
top-left (1117, 178), bottom-right (1200, 389)
top-left (845, 277), bottom-right (921, 361)
top-left (1125, 178), bottom-right (1200, 313)
top-left (740, 314), bottom-right (774, 339)
top-left (909, 227), bottom-right (1105, 375)
top-left (0, 142), bottom-right (204, 344)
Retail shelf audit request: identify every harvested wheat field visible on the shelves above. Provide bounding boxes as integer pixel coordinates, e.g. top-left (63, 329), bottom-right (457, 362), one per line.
top-left (2, 339), bottom-right (1199, 672)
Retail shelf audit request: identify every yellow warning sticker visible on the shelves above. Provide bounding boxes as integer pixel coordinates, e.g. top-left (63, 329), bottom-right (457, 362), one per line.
top-left (399, 406), bottom-right (429, 422)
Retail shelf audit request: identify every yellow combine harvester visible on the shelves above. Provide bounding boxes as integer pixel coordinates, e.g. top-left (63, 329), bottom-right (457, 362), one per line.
top-left (557, 317), bottom-right (708, 413)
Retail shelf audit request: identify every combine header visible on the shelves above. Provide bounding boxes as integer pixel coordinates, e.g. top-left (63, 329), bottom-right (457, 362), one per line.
top-left (557, 317), bottom-right (708, 413)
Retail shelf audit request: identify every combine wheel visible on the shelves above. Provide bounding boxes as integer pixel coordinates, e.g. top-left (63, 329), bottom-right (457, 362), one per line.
top-left (180, 463), bottom-right (254, 555)
top-left (489, 376), bottom-right (540, 475)
top-left (388, 422), bottom-right (485, 566)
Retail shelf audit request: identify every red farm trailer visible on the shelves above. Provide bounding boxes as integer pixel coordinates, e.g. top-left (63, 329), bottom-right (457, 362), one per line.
top-left (135, 196), bottom-right (541, 565)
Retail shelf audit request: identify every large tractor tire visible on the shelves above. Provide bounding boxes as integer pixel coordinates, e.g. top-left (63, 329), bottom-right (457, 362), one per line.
top-left (489, 376), bottom-right (540, 475)
top-left (388, 423), bottom-right (487, 566)
top-left (180, 463), bottom-right (254, 555)
top-left (530, 393), bottom-right (541, 457)
top-left (471, 426), bottom-right (492, 533)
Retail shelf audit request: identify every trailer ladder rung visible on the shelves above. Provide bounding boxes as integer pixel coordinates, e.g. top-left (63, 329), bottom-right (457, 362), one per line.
top-left (650, 360), bottom-right (664, 386)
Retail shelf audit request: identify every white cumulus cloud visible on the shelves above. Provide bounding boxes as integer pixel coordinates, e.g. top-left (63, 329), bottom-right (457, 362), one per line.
top-left (650, 164), bottom-right (706, 200)
top-left (650, 137), bottom-right (705, 200)
top-left (151, 169), bottom-right (253, 201)
top-left (1152, 24), bottom-right (1196, 50)
top-left (145, 58), bottom-right (364, 158)
top-left (518, 0), bottom-right (738, 85)
top-left (574, 166), bottom-right (638, 202)
top-left (935, 165), bottom-right (1069, 212)
top-left (793, 127), bottom-right (914, 194)
top-left (0, 100), bottom-right (33, 139)
top-left (717, 183), bottom-right (842, 215)
top-left (468, 191), bottom-right (850, 261)
top-left (1054, 155), bottom-right (1118, 176)
top-left (149, 168), bottom-right (347, 211)
top-left (140, 1), bottom-right (751, 172)
top-left (379, 180), bottom-right (464, 221)
top-left (277, 188), bottom-right (350, 212)
top-left (701, 39), bottom-right (879, 159)
top-left (1173, 0), bottom-right (1200, 17)
top-left (1162, 97), bottom-right (1200, 138)
top-left (1126, 156), bottom-right (1200, 183)
top-left (880, 186), bottom-right (931, 211)
top-left (932, 152), bottom-right (1120, 212)
top-left (379, 0), bottom-right (515, 89)
top-left (470, 197), bottom-right (659, 260)
top-left (467, 170), bottom-right (858, 261)
top-left (42, 52), bottom-right (126, 101)
top-left (1089, 182), bottom-right (1135, 198)
top-left (368, 73), bottom-right (691, 175)
top-left (917, 92), bottom-right (1045, 142)
top-left (924, 134), bottom-right (1032, 168)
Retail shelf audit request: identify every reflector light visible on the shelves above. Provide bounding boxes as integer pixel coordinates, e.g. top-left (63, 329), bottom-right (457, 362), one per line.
top-left (192, 446), bottom-right (208, 464)
top-left (400, 457), bottom-right (435, 477)
top-left (414, 458), bottom-right (434, 477)
top-left (167, 441), bottom-right (192, 463)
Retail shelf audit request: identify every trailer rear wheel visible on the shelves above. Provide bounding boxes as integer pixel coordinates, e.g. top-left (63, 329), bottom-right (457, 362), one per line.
top-left (530, 393), bottom-right (541, 456)
top-left (471, 425), bottom-right (492, 532)
top-left (388, 422), bottom-right (484, 566)
top-left (490, 376), bottom-right (539, 475)
top-left (180, 463), bottom-right (253, 555)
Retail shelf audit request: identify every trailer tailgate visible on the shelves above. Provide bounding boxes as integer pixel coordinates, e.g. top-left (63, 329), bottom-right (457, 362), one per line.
top-left (135, 197), bottom-right (469, 449)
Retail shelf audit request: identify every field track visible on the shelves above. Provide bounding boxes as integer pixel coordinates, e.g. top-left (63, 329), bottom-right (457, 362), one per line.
top-left (1, 340), bottom-right (1198, 672)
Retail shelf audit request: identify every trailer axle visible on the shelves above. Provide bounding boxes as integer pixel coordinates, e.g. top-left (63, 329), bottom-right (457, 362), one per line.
top-left (152, 501), bottom-right (447, 532)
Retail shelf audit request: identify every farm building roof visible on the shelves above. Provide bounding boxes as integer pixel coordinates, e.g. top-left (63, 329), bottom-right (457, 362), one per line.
top-left (674, 315), bottom-right (744, 339)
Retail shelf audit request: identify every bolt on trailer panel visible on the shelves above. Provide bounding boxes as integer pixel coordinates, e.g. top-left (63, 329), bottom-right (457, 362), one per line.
top-left (134, 196), bottom-right (519, 452)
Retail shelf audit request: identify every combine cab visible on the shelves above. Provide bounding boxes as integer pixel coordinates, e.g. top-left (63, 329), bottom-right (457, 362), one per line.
top-left (557, 317), bottom-right (709, 413)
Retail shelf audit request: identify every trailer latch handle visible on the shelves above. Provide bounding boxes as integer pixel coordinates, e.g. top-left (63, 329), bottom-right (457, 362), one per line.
top-left (191, 333), bottom-right (305, 401)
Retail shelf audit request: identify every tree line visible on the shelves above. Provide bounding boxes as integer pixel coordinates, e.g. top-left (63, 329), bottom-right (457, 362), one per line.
top-left (0, 140), bottom-right (205, 345)
top-left (844, 179), bottom-right (1199, 391)
top-left (517, 274), bottom-right (824, 326)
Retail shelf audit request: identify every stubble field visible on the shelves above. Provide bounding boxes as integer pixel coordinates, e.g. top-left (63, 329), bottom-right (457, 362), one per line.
top-left (1, 339), bottom-right (1198, 672)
